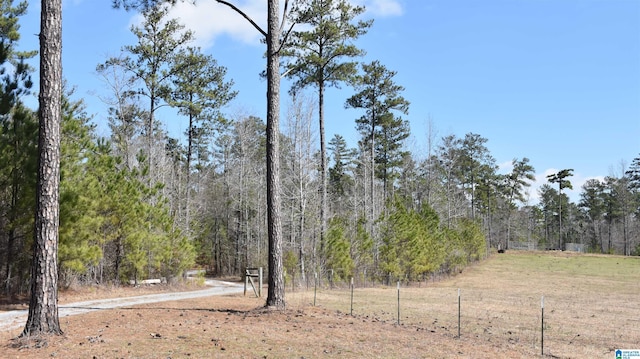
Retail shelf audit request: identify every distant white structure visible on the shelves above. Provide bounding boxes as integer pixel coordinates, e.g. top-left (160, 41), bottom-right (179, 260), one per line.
top-left (564, 243), bottom-right (586, 253)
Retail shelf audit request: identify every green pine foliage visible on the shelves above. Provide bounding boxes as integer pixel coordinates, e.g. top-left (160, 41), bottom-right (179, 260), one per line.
top-left (58, 92), bottom-right (103, 276)
top-left (283, 250), bottom-right (298, 286)
top-left (380, 197), bottom-right (486, 282)
top-left (0, 103), bottom-right (37, 293)
top-left (352, 215), bottom-right (374, 279)
top-left (0, 0), bottom-right (37, 294)
top-left (3, 0), bottom-right (636, 296)
top-left (328, 134), bottom-right (356, 200)
top-left (325, 217), bottom-right (354, 281)
top-left (380, 199), bottom-right (444, 282)
top-left (441, 219), bottom-right (485, 274)
top-left (56, 90), bottom-right (195, 285)
top-left (375, 112), bottom-right (410, 196)
top-left (457, 218), bottom-right (486, 262)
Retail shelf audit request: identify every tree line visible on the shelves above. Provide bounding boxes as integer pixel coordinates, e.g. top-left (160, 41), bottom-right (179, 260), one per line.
top-left (2, 0), bottom-right (639, 305)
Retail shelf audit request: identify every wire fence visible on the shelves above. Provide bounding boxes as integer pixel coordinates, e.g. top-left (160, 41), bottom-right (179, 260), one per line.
top-left (285, 281), bottom-right (640, 358)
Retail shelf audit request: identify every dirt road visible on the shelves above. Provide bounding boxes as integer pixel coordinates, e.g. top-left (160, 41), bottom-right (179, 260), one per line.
top-left (0, 279), bottom-right (243, 332)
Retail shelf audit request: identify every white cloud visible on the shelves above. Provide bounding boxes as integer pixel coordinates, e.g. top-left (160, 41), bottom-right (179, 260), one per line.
top-left (365, 0), bottom-right (404, 17)
top-left (139, 0), bottom-right (403, 51)
top-left (351, 0), bottom-right (404, 17)
top-left (523, 168), bottom-right (557, 205)
top-left (497, 160), bottom-right (514, 174)
top-left (168, 0), bottom-right (266, 49)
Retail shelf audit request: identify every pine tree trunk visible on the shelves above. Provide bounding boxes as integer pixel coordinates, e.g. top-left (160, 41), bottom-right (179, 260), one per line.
top-left (185, 110), bottom-right (194, 235)
top-left (558, 190), bottom-right (562, 250)
top-left (22, 0), bottom-right (63, 337)
top-left (265, 0), bottom-right (284, 309)
top-left (318, 81), bottom-right (327, 269)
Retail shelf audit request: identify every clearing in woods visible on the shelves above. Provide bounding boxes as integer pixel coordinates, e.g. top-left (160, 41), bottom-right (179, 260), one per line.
top-left (1, 251), bottom-right (638, 358)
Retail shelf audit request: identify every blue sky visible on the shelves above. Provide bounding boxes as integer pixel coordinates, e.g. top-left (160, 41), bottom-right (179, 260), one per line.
top-left (15, 0), bottom-right (640, 203)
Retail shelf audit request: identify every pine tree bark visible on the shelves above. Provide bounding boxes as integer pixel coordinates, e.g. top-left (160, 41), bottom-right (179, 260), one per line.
top-left (22, 0), bottom-right (63, 336)
top-left (265, 0), bottom-right (284, 309)
top-left (318, 80), bottom-right (327, 269)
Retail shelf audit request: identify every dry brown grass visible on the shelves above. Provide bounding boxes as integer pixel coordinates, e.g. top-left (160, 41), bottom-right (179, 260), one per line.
top-left (288, 251), bottom-right (640, 358)
top-left (1, 251), bottom-right (638, 358)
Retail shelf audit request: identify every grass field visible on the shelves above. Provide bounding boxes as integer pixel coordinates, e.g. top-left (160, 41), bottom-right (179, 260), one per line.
top-left (2, 251), bottom-right (639, 358)
top-left (286, 251), bottom-right (640, 358)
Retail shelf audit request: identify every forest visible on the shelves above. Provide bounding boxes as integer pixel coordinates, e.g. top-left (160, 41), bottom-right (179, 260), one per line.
top-left (1, 0), bottom-right (639, 297)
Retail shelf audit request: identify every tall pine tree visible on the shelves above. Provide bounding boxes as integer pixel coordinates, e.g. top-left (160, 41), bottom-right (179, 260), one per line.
top-left (346, 60), bottom-right (409, 229)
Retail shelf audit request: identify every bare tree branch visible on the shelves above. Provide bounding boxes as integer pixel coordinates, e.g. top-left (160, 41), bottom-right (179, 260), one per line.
top-left (214, 0), bottom-right (267, 38)
top-left (279, 0), bottom-right (289, 37)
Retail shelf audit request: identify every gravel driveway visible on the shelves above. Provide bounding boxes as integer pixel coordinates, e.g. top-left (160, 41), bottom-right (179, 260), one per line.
top-left (0, 279), bottom-right (244, 332)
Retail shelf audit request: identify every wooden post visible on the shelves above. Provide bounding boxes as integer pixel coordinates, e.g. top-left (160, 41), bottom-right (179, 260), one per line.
top-left (258, 267), bottom-right (263, 298)
top-left (397, 281), bottom-right (400, 325)
top-left (244, 269), bottom-right (248, 296)
top-left (541, 296), bottom-right (544, 356)
top-left (458, 288), bottom-right (461, 338)
top-left (244, 267), bottom-right (262, 297)
top-left (350, 277), bottom-right (354, 316)
top-left (313, 272), bottom-right (317, 306)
